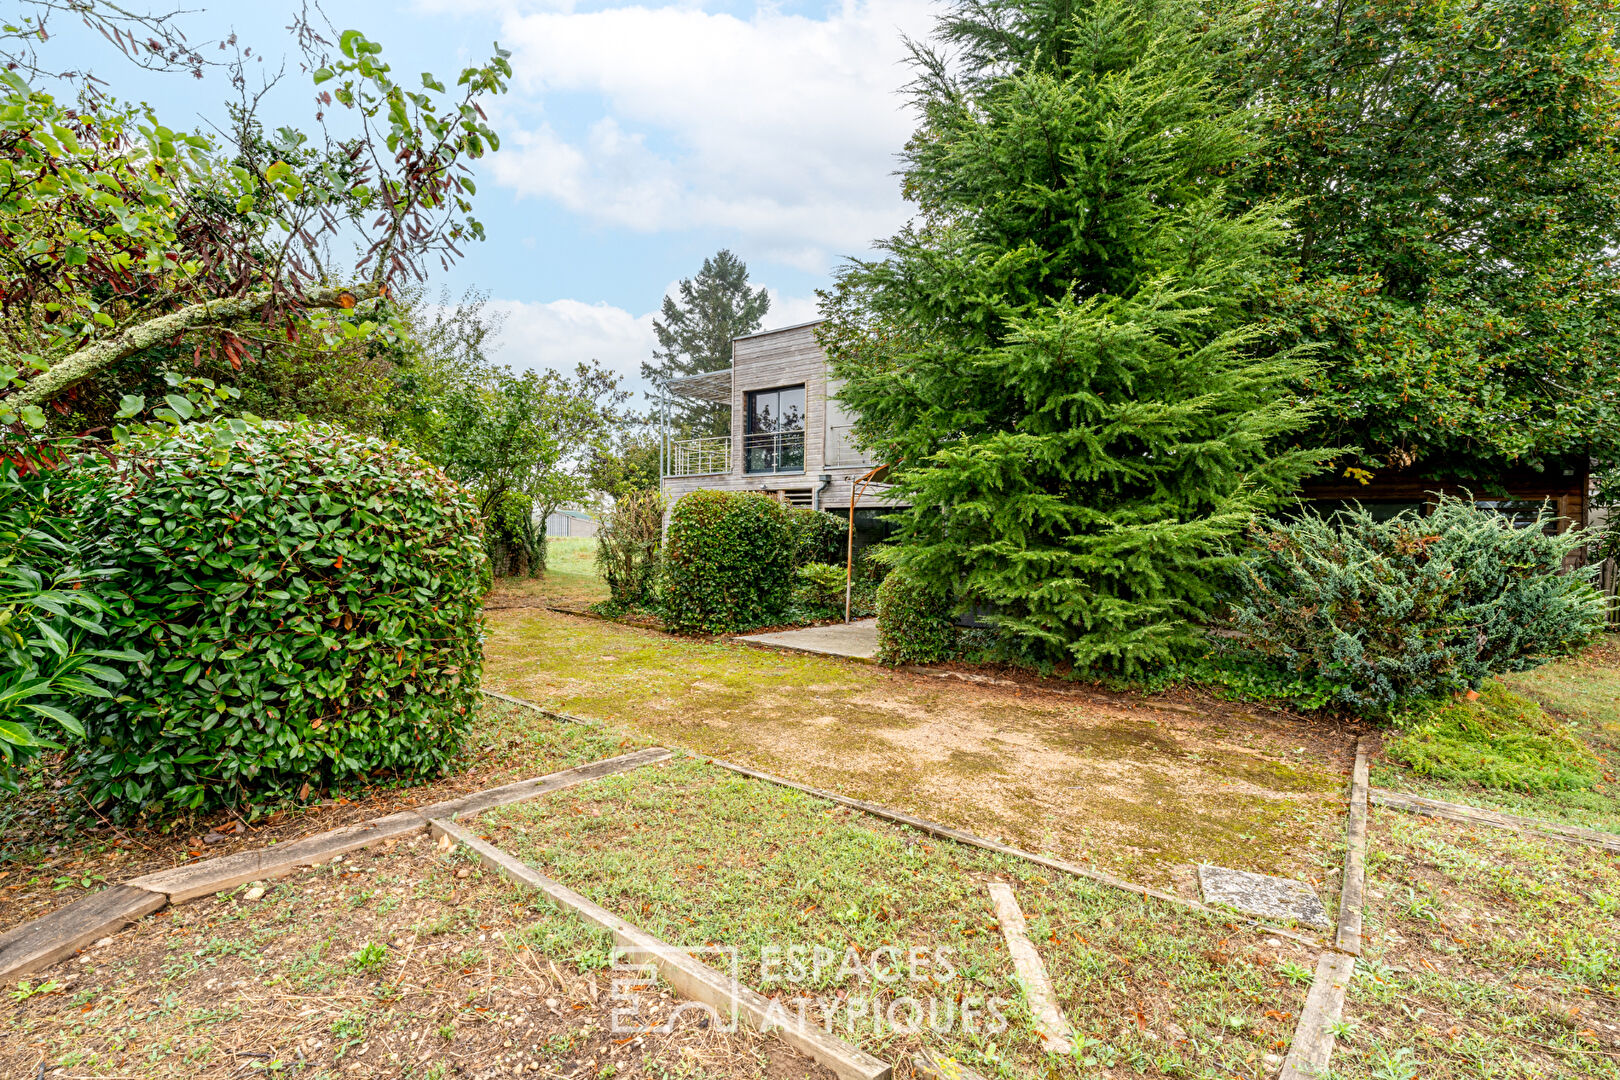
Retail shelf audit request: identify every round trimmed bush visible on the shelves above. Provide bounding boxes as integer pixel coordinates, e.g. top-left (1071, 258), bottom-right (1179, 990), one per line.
top-left (875, 568), bottom-right (956, 666)
top-left (661, 490), bottom-right (794, 634)
top-left (788, 506), bottom-right (846, 567)
top-left (77, 420), bottom-right (487, 813)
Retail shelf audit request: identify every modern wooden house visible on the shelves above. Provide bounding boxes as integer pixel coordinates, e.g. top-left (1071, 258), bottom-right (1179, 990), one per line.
top-left (658, 320), bottom-right (895, 517)
top-left (658, 321), bottom-right (1606, 577)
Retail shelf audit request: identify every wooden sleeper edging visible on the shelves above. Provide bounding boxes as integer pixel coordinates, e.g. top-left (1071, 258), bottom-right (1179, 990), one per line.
top-left (0, 886), bottom-right (167, 982)
top-left (1369, 788), bottom-right (1620, 854)
top-left (427, 816), bottom-right (892, 1080)
top-left (416, 748), bottom-right (673, 819)
top-left (985, 883), bottom-right (1074, 1055)
top-left (1279, 738), bottom-right (1372, 1080)
top-left (0, 747), bottom-right (673, 984)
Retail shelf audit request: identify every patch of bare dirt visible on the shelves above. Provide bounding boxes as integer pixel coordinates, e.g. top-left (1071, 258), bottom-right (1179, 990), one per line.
top-left (1, 706), bottom-right (644, 935)
top-left (1, 836), bottom-right (833, 1079)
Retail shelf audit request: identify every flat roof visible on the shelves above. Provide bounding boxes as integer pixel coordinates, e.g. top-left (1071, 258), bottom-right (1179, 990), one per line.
top-left (733, 318), bottom-right (825, 343)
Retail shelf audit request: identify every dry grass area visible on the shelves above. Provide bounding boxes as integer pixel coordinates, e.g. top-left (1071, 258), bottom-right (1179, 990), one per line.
top-left (483, 607), bottom-right (1356, 894)
top-left (0, 703), bottom-right (648, 935)
top-left (475, 757), bottom-right (1317, 1080)
top-left (2, 834), bottom-right (832, 1080)
top-left (1335, 808), bottom-right (1620, 1079)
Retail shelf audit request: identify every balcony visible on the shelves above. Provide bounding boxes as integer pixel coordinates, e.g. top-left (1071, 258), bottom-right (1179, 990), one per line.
top-left (743, 430), bottom-right (804, 475)
top-left (825, 425), bottom-right (874, 468)
top-left (666, 435), bottom-right (732, 477)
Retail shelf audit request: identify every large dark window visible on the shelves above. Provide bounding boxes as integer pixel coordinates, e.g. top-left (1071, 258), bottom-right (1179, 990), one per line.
top-left (744, 385), bottom-right (805, 474)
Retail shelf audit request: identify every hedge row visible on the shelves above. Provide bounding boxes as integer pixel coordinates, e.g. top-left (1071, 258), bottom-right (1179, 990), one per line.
top-left (77, 420), bottom-right (487, 813)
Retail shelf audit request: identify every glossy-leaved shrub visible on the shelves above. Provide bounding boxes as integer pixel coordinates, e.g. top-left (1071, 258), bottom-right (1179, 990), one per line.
top-left (661, 491), bottom-right (794, 634)
top-left (875, 568), bottom-right (955, 666)
top-left (788, 507), bottom-right (846, 567)
top-left (78, 420), bottom-right (487, 813)
top-left (1228, 495), bottom-right (1606, 711)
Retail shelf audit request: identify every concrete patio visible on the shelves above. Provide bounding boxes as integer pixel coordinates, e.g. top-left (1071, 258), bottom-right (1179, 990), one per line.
top-left (736, 618), bottom-right (878, 660)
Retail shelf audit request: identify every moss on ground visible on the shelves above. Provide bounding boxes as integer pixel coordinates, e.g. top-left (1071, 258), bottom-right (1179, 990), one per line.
top-left (482, 608), bottom-right (1349, 890)
top-left (479, 758), bottom-right (1314, 1079)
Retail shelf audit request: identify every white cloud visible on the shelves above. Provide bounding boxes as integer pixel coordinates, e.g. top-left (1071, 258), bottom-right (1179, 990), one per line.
top-left (488, 297), bottom-right (657, 395)
top-left (486, 0), bottom-right (932, 270)
top-left (487, 288), bottom-right (821, 403)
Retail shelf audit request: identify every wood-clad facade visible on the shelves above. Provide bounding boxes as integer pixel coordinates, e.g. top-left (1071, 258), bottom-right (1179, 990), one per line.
top-left (1299, 459), bottom-right (1591, 533)
top-left (659, 321), bottom-right (898, 513)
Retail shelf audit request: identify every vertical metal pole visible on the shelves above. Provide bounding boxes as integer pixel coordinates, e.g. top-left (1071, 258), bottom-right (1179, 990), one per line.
top-left (845, 494), bottom-right (856, 624)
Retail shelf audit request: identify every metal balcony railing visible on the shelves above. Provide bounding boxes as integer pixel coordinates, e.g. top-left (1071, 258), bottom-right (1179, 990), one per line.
top-left (665, 435), bottom-right (731, 477)
top-left (743, 430), bottom-right (805, 475)
top-left (825, 425), bottom-right (874, 468)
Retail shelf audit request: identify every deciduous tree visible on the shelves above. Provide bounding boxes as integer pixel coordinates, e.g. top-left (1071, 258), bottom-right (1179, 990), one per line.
top-left (1237, 0), bottom-right (1620, 488)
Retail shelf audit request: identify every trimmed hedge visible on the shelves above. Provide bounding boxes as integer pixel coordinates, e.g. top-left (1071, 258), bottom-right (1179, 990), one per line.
top-left (662, 491), bottom-right (795, 634)
top-left (875, 568), bottom-right (955, 665)
top-left (1228, 495), bottom-right (1606, 710)
top-left (788, 506), bottom-right (846, 567)
top-left (78, 420), bottom-right (487, 813)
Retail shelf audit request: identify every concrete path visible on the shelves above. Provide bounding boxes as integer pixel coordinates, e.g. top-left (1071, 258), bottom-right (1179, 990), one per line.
top-left (737, 618), bottom-right (878, 660)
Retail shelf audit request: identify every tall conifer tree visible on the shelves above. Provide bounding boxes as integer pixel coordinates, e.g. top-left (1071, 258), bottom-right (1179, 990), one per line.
top-left (643, 249), bottom-right (770, 436)
top-left (820, 0), bottom-right (1327, 672)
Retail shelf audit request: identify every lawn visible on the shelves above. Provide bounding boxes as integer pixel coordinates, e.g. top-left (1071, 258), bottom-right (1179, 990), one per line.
top-left (2, 831), bottom-right (829, 1079)
top-left (486, 537), bottom-right (608, 610)
top-left (476, 757), bottom-right (1317, 1079)
top-left (482, 606), bottom-right (1353, 895)
top-left (1335, 808), bottom-right (1620, 1078)
top-left (1370, 639), bottom-right (1620, 836)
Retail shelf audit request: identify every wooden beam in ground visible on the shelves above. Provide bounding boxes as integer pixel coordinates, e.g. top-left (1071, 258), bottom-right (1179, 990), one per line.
top-left (124, 812), bottom-right (430, 904)
top-left (1279, 951), bottom-right (1356, 1080)
top-left (1336, 738), bottom-right (1372, 956)
top-left (427, 816), bottom-right (892, 1080)
top-left (417, 747), bottom-right (673, 819)
top-left (986, 883), bottom-right (1074, 1055)
top-left (0, 885), bottom-right (168, 984)
top-left (1369, 789), bottom-right (1620, 854)
top-left (479, 688), bottom-right (589, 723)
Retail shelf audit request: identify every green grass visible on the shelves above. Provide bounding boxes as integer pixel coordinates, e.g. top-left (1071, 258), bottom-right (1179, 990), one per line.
top-left (1371, 641), bottom-right (1620, 835)
top-left (5, 840), bottom-right (804, 1078)
top-left (1384, 682), bottom-right (1600, 794)
top-left (1336, 809), bottom-right (1620, 1079)
top-left (482, 607), bottom-right (1348, 889)
top-left (479, 757), bottom-right (1315, 1079)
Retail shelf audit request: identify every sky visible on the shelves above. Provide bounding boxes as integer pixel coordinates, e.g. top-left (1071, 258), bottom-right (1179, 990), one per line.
top-left (47, 0), bottom-right (937, 404)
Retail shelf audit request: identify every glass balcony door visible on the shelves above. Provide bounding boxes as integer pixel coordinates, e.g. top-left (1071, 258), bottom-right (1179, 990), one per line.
top-left (744, 385), bottom-right (806, 474)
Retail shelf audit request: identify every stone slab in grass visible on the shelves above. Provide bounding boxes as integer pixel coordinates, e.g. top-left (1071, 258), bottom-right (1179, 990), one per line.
top-left (1197, 864), bottom-right (1330, 930)
top-left (126, 811), bottom-right (428, 903)
top-left (0, 885), bottom-right (167, 983)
